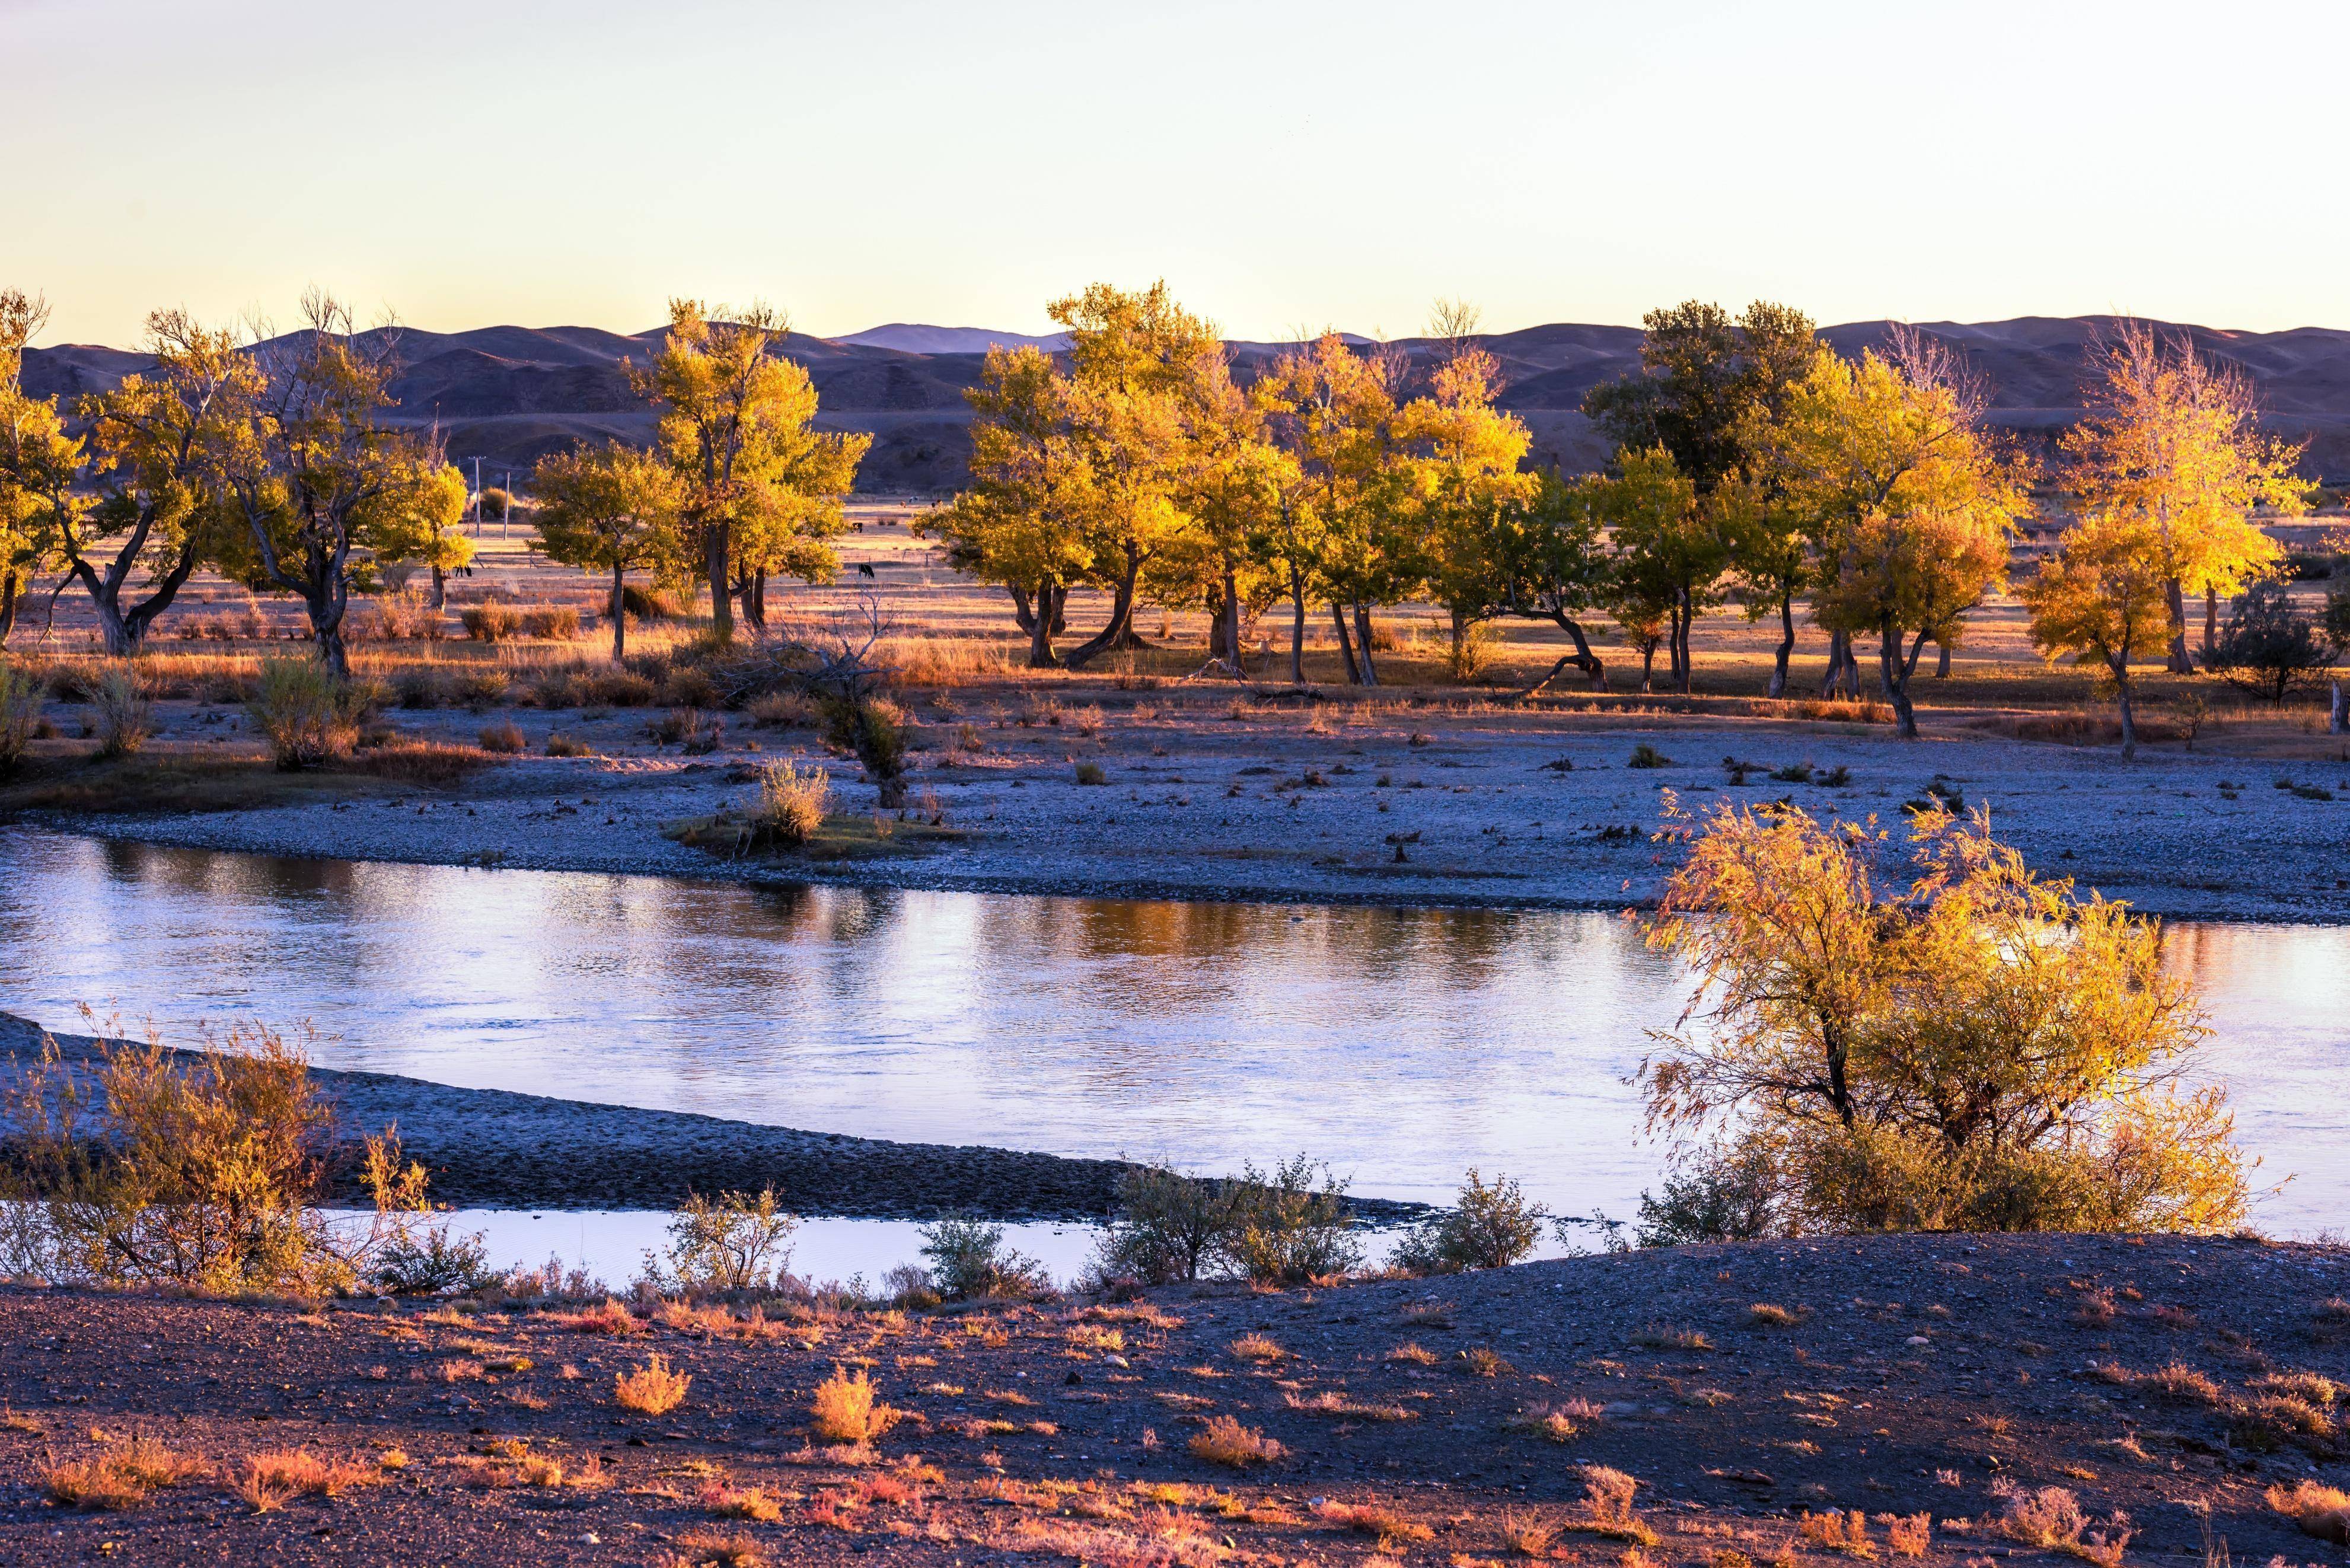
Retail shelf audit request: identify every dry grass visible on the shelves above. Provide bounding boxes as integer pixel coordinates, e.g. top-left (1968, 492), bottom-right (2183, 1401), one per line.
top-left (236, 1448), bottom-right (377, 1513)
top-left (1501, 1508), bottom-right (1560, 1556)
top-left (341, 738), bottom-right (496, 785)
top-left (1227, 1332), bottom-right (1286, 1363)
top-left (2267, 1480), bottom-right (2350, 1544)
top-left (672, 1527), bottom-right (768, 1568)
top-left (614, 1353), bottom-right (692, 1415)
top-left (42, 1436), bottom-right (209, 1510)
top-left (1313, 1497), bottom-right (1435, 1544)
top-left (1283, 1390), bottom-right (1417, 1421)
top-left (1502, 1403), bottom-right (1589, 1442)
top-left (1748, 1303), bottom-right (1800, 1327)
top-left (1800, 1509), bottom-right (1877, 1558)
top-left (1885, 1513), bottom-right (1932, 1558)
top-left (1385, 1340), bottom-right (1439, 1366)
top-left (1187, 1416), bottom-right (1285, 1468)
top-left (545, 1298), bottom-right (642, 1334)
top-left (1564, 1465), bottom-right (1658, 1546)
top-left (1632, 1323), bottom-right (1714, 1352)
top-left (811, 1366), bottom-right (904, 1443)
top-left (477, 720), bottom-right (527, 753)
top-left (1996, 1483), bottom-right (2131, 1567)
top-left (698, 1478), bottom-right (786, 1522)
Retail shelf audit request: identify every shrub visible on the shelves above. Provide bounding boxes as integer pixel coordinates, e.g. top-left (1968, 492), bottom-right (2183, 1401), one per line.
top-left (0, 1021), bottom-right (359, 1294)
top-left (661, 664), bottom-right (720, 709)
top-left (461, 602), bottom-right (520, 643)
top-left (1994, 1482), bottom-right (2128, 1566)
top-left (1220, 1155), bottom-right (1362, 1285)
top-left (2208, 581), bottom-right (2339, 705)
top-left (477, 721), bottom-right (526, 754)
top-left (614, 1354), bottom-right (691, 1415)
top-left (755, 760), bottom-right (830, 847)
top-left (1072, 760), bottom-right (1107, 786)
top-left (81, 662), bottom-right (151, 758)
top-left (918, 1214), bottom-right (1051, 1301)
top-left (0, 659), bottom-right (42, 775)
top-left (1313, 1499), bottom-right (1432, 1542)
top-left (748, 690), bottom-right (817, 728)
top-left (456, 670), bottom-right (509, 712)
top-left (822, 695), bottom-right (907, 801)
top-left (1391, 1169), bottom-right (1546, 1274)
top-left (1188, 1416), bottom-right (1284, 1468)
top-left (640, 1187), bottom-right (798, 1294)
top-left (1446, 620), bottom-right (1501, 683)
top-left (1096, 1163), bottom-right (1243, 1286)
top-left (591, 670), bottom-right (658, 707)
top-left (394, 668), bottom-right (449, 709)
top-left (372, 1225), bottom-right (498, 1296)
top-left (620, 584), bottom-right (680, 621)
top-left (343, 740), bottom-right (494, 785)
top-left (810, 1366), bottom-right (903, 1443)
top-left (1229, 1332), bottom-right (1286, 1363)
top-left (1643, 801), bottom-right (2244, 1237)
top-left (545, 731), bottom-right (592, 757)
top-left (1628, 742), bottom-right (1673, 769)
top-left (520, 605), bottom-right (580, 639)
top-left (247, 657), bottom-right (358, 769)
top-left (1573, 1465), bottom-right (1656, 1544)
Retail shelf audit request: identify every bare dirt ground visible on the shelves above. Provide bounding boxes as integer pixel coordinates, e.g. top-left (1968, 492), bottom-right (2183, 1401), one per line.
top-left (2, 1235), bottom-right (2346, 1567)
top-left (5, 507), bottom-right (2346, 923)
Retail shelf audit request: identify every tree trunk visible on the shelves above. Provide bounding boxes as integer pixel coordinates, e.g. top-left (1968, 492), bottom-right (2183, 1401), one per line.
top-left (1821, 630), bottom-right (1845, 698)
top-left (748, 568), bottom-right (769, 629)
top-left (1675, 589), bottom-right (1694, 696)
top-left (1222, 568), bottom-right (1245, 678)
top-left (2115, 664), bottom-right (2137, 760)
top-left (430, 565), bottom-right (447, 610)
top-left (315, 619), bottom-right (349, 680)
top-left (706, 521), bottom-right (734, 642)
top-left (0, 571), bottom-right (15, 646)
top-left (1935, 640), bottom-right (1952, 678)
top-left (2163, 576), bottom-right (2192, 673)
top-left (610, 564), bottom-right (628, 661)
top-left (1877, 624), bottom-right (1927, 740)
top-left (1353, 606), bottom-right (1380, 687)
top-left (2331, 680), bottom-right (2346, 735)
top-left (1008, 583), bottom-right (1038, 636)
top-left (1331, 604), bottom-right (1362, 684)
top-left (2203, 585), bottom-right (2219, 661)
top-left (1062, 554), bottom-right (1143, 671)
top-left (1028, 575), bottom-right (1060, 668)
top-left (1639, 642), bottom-right (1656, 694)
top-left (1768, 594), bottom-right (1794, 699)
top-left (1289, 585), bottom-right (1307, 687)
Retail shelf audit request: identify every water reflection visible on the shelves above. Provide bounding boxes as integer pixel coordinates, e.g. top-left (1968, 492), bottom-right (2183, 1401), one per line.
top-left (1, 828), bottom-right (2342, 1231)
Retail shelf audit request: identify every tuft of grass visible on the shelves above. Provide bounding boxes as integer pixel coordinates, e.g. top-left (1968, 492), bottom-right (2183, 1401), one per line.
top-left (1385, 1341), bottom-right (1439, 1366)
top-left (1458, 1346), bottom-right (1514, 1378)
top-left (1749, 1302), bottom-right (1799, 1327)
top-left (461, 603), bottom-right (520, 643)
top-left (699, 1479), bottom-right (785, 1522)
top-left (1188, 1416), bottom-right (1285, 1468)
top-left (1627, 742), bottom-right (1674, 769)
top-left (1632, 1323), bottom-right (1714, 1352)
top-left (674, 1527), bottom-right (767, 1568)
top-left (1228, 1332), bottom-right (1287, 1363)
top-left (1995, 1482), bottom-right (2131, 1567)
top-left (1072, 759), bottom-right (1107, 786)
top-left (545, 731), bottom-right (593, 757)
top-left (810, 1366), bottom-right (902, 1444)
top-left (1886, 1513), bottom-right (1931, 1558)
top-left (1800, 1510), bottom-right (1877, 1559)
top-left (1563, 1465), bottom-right (1657, 1546)
top-left (1283, 1390), bottom-right (1417, 1422)
top-left (81, 663), bottom-right (153, 758)
top-left (477, 721), bottom-right (526, 753)
top-left (757, 759), bottom-right (830, 847)
top-left (43, 1436), bottom-right (209, 1510)
top-left (1501, 1508), bottom-right (1560, 1557)
top-left (1313, 1498), bottom-right (1434, 1544)
top-left (237, 1449), bottom-right (376, 1510)
top-left (614, 1353), bottom-right (691, 1415)
top-left (2267, 1480), bottom-right (2350, 1545)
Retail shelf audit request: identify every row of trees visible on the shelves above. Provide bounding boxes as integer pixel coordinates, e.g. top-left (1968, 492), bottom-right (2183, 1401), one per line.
top-left (0, 290), bottom-right (866, 672)
top-left (926, 287), bottom-right (2315, 742)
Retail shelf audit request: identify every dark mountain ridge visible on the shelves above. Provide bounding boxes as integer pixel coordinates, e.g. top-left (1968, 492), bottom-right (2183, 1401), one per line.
top-left (24, 315), bottom-right (2350, 493)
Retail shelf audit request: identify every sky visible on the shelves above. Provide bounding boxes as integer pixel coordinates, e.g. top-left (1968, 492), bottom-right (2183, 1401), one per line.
top-left (6, 0), bottom-right (2347, 348)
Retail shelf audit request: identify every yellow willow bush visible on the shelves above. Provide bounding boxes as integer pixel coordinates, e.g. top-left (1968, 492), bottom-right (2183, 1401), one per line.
top-left (1635, 796), bottom-right (2244, 1242)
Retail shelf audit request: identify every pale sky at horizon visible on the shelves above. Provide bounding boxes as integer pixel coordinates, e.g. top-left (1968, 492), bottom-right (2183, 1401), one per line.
top-left (7, 0), bottom-right (2345, 348)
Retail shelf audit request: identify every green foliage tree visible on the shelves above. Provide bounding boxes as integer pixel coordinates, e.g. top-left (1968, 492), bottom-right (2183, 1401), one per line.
top-left (2205, 581), bottom-right (2341, 705)
top-left (0, 289), bottom-right (79, 649)
top-left (530, 442), bottom-right (686, 659)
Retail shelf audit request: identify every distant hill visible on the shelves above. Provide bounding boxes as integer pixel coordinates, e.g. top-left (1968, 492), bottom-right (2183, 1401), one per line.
top-left (24, 316), bottom-right (2350, 494)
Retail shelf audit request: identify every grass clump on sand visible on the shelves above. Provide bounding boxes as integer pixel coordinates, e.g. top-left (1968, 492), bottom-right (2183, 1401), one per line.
top-left (42, 1436), bottom-right (210, 1510)
top-left (614, 1354), bottom-right (691, 1415)
top-left (1188, 1416), bottom-right (1284, 1468)
top-left (247, 656), bottom-right (358, 767)
top-left (810, 1366), bottom-right (902, 1444)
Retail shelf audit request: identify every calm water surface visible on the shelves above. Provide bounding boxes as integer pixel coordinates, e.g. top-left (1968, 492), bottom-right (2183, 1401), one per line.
top-left (1, 828), bottom-right (2343, 1233)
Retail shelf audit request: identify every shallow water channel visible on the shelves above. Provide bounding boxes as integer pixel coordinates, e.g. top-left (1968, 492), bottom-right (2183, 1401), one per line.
top-left (2, 827), bottom-right (2345, 1275)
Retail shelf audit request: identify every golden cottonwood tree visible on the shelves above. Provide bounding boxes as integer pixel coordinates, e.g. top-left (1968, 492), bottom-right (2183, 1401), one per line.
top-left (213, 292), bottom-right (426, 677)
top-left (926, 282), bottom-right (1218, 670)
top-left (2019, 512), bottom-right (2174, 756)
top-left (362, 456), bottom-right (471, 608)
top-left (629, 300), bottom-right (868, 640)
top-left (1641, 798), bottom-right (2243, 1239)
top-left (0, 289), bottom-right (75, 648)
top-left (68, 311), bottom-right (259, 651)
top-left (2062, 322), bottom-right (2307, 672)
top-left (531, 443), bottom-right (685, 659)
top-left (1394, 346), bottom-right (1538, 678)
top-left (1765, 332), bottom-right (2032, 738)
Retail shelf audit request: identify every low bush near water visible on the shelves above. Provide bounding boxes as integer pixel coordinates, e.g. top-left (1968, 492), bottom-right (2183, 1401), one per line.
top-left (81, 662), bottom-right (152, 758)
top-left (461, 602), bottom-right (520, 643)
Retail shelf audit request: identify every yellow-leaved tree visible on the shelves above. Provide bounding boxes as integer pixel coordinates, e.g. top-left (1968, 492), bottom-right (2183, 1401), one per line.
top-left (0, 288), bottom-right (72, 648)
top-left (530, 443), bottom-right (687, 660)
top-left (1638, 796), bottom-right (2244, 1241)
top-left (2061, 321), bottom-right (2308, 673)
top-left (629, 300), bottom-right (869, 640)
top-left (362, 455), bottom-right (471, 609)
top-left (924, 282), bottom-right (1219, 669)
top-left (1395, 343), bottom-right (1538, 682)
top-left (1765, 330), bottom-right (2033, 737)
top-left (2019, 511), bottom-right (2174, 756)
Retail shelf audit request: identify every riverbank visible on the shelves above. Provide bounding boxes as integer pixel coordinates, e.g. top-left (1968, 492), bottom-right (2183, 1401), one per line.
top-left (2, 1232), bottom-right (2345, 1567)
top-left (17, 691), bottom-right (2350, 923)
top-left (0, 1014), bottom-right (1426, 1224)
